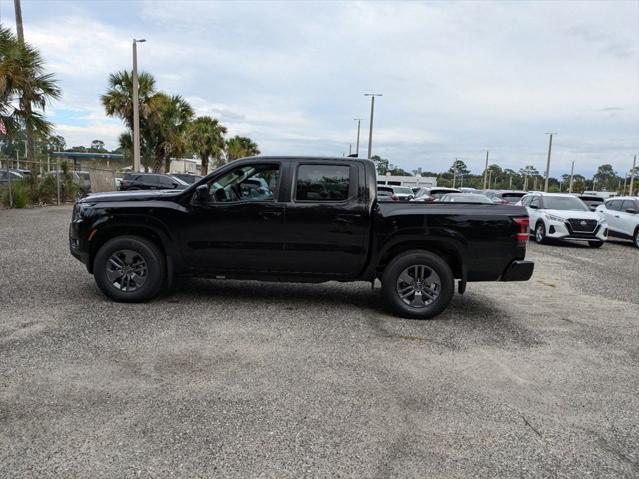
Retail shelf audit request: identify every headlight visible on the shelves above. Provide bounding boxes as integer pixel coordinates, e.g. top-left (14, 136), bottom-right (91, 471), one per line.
top-left (72, 202), bottom-right (89, 221)
top-left (544, 213), bottom-right (565, 222)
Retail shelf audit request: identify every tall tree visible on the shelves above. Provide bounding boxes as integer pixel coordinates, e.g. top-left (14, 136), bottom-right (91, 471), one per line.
top-left (0, 25), bottom-right (61, 151)
top-left (90, 139), bottom-right (106, 151)
top-left (187, 116), bottom-right (227, 175)
top-left (225, 135), bottom-right (260, 162)
top-left (146, 93), bottom-right (194, 172)
top-left (449, 159), bottom-right (469, 176)
top-left (101, 70), bottom-right (157, 130)
top-left (593, 164), bottom-right (617, 191)
top-left (371, 154), bottom-right (389, 175)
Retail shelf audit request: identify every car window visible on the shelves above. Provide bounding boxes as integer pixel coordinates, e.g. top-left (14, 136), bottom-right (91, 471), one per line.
top-left (529, 197), bottom-right (540, 208)
top-left (159, 175), bottom-right (176, 188)
top-left (621, 200), bottom-right (637, 212)
top-left (606, 200), bottom-right (622, 211)
top-left (520, 196), bottom-right (531, 207)
top-left (209, 164), bottom-right (279, 202)
top-left (295, 164), bottom-right (350, 201)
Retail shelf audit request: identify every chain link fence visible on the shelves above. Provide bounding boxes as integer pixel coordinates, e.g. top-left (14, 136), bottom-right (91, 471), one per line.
top-left (1, 157), bottom-right (120, 208)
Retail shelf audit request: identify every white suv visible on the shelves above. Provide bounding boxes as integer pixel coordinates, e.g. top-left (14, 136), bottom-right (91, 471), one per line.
top-left (518, 193), bottom-right (608, 247)
top-left (596, 197), bottom-right (639, 248)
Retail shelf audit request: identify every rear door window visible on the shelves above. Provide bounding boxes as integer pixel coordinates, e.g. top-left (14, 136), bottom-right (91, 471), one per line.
top-left (621, 200), bottom-right (637, 212)
top-left (529, 196), bottom-right (540, 208)
top-left (295, 165), bottom-right (351, 201)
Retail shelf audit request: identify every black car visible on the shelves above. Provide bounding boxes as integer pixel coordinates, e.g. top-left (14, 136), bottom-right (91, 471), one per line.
top-left (70, 157), bottom-right (534, 319)
top-left (120, 173), bottom-right (189, 191)
top-left (172, 173), bottom-right (203, 184)
top-left (578, 195), bottom-right (604, 211)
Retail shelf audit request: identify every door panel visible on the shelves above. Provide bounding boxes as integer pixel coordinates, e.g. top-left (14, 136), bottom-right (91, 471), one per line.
top-left (281, 163), bottom-right (369, 276)
top-left (180, 163), bottom-right (287, 273)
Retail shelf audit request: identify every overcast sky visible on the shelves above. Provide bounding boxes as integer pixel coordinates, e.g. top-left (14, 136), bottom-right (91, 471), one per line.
top-left (1, 0), bottom-right (638, 176)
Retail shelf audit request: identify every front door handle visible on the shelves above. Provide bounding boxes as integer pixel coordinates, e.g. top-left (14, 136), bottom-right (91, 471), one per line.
top-left (259, 211), bottom-right (282, 220)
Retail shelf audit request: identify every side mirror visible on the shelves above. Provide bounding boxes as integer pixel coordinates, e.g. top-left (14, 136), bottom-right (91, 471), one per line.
top-left (626, 209), bottom-right (637, 214)
top-left (172, 182), bottom-right (179, 188)
top-left (195, 184), bottom-right (210, 202)
top-left (529, 204), bottom-right (538, 209)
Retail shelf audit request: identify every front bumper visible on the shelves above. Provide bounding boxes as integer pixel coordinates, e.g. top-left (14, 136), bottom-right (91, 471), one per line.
top-left (544, 219), bottom-right (607, 243)
top-left (501, 260), bottom-right (534, 281)
top-left (69, 221), bottom-right (91, 271)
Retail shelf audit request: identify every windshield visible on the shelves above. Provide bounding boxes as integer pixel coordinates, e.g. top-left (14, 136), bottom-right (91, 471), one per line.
top-left (170, 175), bottom-right (190, 186)
top-left (393, 187), bottom-right (413, 195)
top-left (543, 196), bottom-right (589, 211)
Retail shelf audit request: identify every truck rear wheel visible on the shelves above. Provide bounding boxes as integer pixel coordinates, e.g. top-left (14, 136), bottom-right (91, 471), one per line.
top-left (94, 236), bottom-right (165, 303)
top-left (382, 250), bottom-right (454, 319)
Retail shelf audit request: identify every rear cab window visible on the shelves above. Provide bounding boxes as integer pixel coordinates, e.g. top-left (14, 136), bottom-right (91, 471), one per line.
top-left (295, 164), bottom-right (352, 202)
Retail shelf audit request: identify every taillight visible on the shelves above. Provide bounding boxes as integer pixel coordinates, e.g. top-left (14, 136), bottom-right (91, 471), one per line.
top-left (513, 217), bottom-right (529, 245)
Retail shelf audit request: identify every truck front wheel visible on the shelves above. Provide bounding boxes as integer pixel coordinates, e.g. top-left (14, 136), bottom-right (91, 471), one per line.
top-left (382, 250), bottom-right (454, 319)
top-left (94, 236), bottom-right (166, 303)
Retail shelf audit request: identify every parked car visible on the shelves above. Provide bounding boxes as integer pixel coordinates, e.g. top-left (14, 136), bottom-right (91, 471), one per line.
top-left (578, 194), bottom-right (605, 212)
top-left (172, 173), bottom-right (203, 184)
top-left (596, 197), bottom-right (639, 248)
top-left (45, 170), bottom-right (92, 197)
top-left (377, 189), bottom-right (398, 202)
top-left (120, 173), bottom-right (190, 191)
top-left (485, 190), bottom-right (527, 205)
top-left (439, 193), bottom-right (494, 204)
top-left (0, 169), bottom-right (25, 185)
top-left (377, 185), bottom-right (413, 201)
top-left (69, 157), bottom-right (534, 319)
top-left (412, 187), bottom-right (461, 202)
top-left (518, 192), bottom-right (607, 247)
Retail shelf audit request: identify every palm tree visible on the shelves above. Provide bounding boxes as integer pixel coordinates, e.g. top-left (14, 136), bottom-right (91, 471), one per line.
top-left (0, 25), bottom-right (61, 145)
top-left (101, 70), bottom-right (157, 129)
top-left (225, 135), bottom-right (260, 162)
top-left (146, 93), bottom-right (194, 172)
top-left (187, 116), bottom-right (227, 175)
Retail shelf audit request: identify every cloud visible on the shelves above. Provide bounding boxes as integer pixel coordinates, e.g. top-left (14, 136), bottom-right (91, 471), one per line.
top-left (3, 0), bottom-right (638, 177)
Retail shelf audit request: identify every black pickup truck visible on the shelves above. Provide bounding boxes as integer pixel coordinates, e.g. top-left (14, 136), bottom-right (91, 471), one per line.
top-left (69, 157), bottom-right (534, 319)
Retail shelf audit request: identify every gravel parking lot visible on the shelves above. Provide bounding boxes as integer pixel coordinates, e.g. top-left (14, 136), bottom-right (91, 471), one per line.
top-left (1, 205), bottom-right (638, 478)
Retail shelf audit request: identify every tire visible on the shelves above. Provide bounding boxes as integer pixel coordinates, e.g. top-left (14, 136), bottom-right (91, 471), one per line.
top-left (381, 250), bottom-right (454, 319)
top-left (588, 241), bottom-right (603, 248)
top-left (94, 235), bottom-right (165, 303)
top-left (534, 221), bottom-right (547, 244)
top-left (634, 228), bottom-right (639, 249)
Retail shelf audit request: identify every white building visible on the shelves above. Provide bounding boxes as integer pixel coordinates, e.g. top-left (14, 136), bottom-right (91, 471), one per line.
top-left (170, 158), bottom-right (199, 174)
top-left (377, 173), bottom-right (437, 188)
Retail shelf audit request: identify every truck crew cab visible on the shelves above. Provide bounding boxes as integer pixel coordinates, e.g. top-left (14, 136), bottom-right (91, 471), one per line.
top-left (70, 157), bottom-right (534, 319)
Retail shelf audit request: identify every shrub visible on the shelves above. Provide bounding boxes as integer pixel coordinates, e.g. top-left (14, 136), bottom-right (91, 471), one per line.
top-left (38, 174), bottom-right (58, 204)
top-left (1, 181), bottom-right (31, 208)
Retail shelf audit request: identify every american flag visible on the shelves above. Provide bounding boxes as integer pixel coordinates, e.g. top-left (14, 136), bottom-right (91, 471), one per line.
top-left (0, 120), bottom-right (6, 135)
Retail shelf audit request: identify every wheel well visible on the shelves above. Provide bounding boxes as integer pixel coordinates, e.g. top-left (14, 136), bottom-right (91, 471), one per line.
top-left (88, 227), bottom-right (167, 274)
top-left (377, 242), bottom-right (462, 279)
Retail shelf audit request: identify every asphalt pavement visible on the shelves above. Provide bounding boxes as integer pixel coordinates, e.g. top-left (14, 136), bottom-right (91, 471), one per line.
top-left (1, 205), bottom-right (638, 478)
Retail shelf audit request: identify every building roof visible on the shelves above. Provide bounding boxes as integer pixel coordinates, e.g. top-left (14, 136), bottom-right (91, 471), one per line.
top-left (52, 151), bottom-right (124, 161)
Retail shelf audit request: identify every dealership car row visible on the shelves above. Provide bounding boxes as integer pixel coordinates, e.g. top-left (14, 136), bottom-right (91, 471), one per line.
top-left (378, 184), bottom-right (639, 248)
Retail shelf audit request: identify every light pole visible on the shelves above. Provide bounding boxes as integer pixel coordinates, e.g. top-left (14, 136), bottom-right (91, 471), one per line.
top-left (568, 160), bottom-right (574, 193)
top-left (353, 118), bottom-right (363, 157)
top-left (483, 150), bottom-right (489, 189)
top-left (132, 38), bottom-right (146, 172)
top-left (544, 132), bottom-right (556, 192)
top-left (364, 93), bottom-right (382, 159)
top-left (630, 154), bottom-right (637, 196)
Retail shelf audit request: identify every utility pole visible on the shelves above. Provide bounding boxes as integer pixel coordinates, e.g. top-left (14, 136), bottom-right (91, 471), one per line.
top-left (544, 132), bottom-right (556, 192)
top-left (630, 154), bottom-right (637, 196)
top-left (132, 38), bottom-right (146, 173)
top-left (13, 0), bottom-right (25, 44)
top-left (364, 94), bottom-right (382, 159)
top-left (523, 172), bottom-right (528, 191)
top-left (568, 160), bottom-right (575, 193)
top-left (488, 170), bottom-right (492, 189)
top-left (509, 175), bottom-right (512, 189)
top-left (353, 118), bottom-right (363, 157)
top-left (483, 150), bottom-right (489, 189)
top-left (348, 143), bottom-right (352, 156)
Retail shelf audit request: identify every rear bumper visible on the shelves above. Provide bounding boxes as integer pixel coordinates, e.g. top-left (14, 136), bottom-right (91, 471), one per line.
top-left (500, 260), bottom-right (534, 282)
